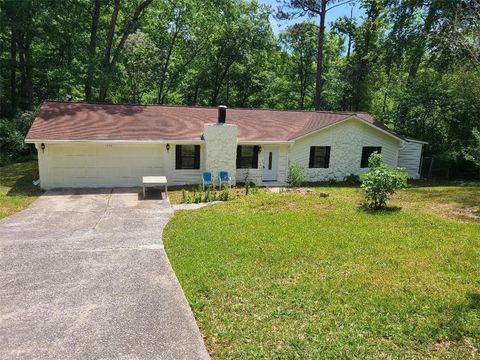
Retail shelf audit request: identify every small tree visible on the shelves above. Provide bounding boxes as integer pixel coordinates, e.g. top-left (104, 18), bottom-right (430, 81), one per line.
top-left (464, 128), bottom-right (480, 177)
top-left (360, 152), bottom-right (408, 210)
top-left (287, 163), bottom-right (304, 187)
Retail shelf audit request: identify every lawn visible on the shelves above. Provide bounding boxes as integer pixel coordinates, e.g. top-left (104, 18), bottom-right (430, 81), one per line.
top-left (0, 161), bottom-right (42, 219)
top-left (163, 184), bottom-right (480, 359)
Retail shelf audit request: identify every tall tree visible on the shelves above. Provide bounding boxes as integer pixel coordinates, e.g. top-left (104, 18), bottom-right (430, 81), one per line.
top-left (349, 0), bottom-right (386, 111)
top-left (277, 0), bottom-right (356, 110)
top-left (99, 0), bottom-right (153, 101)
top-left (332, 10), bottom-right (357, 110)
top-left (85, 0), bottom-right (101, 101)
top-left (280, 22), bottom-right (317, 109)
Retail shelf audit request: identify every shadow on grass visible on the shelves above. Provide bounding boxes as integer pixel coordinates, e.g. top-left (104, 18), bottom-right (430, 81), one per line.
top-left (357, 204), bottom-right (403, 215)
top-left (5, 174), bottom-right (42, 197)
top-left (408, 179), bottom-right (480, 188)
top-left (408, 188), bottom-right (480, 208)
top-left (304, 181), bottom-right (360, 189)
top-left (435, 292), bottom-right (480, 342)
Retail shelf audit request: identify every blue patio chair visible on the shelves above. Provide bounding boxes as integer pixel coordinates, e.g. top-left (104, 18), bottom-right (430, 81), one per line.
top-left (202, 171), bottom-right (214, 190)
top-left (218, 170), bottom-right (235, 189)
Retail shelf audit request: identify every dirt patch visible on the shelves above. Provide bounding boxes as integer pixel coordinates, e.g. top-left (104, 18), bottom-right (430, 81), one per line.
top-left (432, 203), bottom-right (480, 222)
top-left (270, 187), bottom-right (330, 197)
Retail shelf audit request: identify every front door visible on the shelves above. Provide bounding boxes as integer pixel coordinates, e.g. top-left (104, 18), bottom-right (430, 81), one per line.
top-left (262, 147), bottom-right (279, 181)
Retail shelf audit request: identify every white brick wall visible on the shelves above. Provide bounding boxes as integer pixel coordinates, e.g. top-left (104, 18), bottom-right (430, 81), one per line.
top-left (203, 123), bottom-right (238, 183)
top-left (289, 118), bottom-right (402, 182)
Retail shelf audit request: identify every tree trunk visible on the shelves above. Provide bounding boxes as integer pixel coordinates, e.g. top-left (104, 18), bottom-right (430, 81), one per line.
top-left (406, 2), bottom-right (437, 85)
top-left (10, 28), bottom-right (17, 112)
top-left (211, 63), bottom-right (232, 106)
top-left (99, 0), bottom-right (152, 102)
top-left (85, 0), bottom-right (101, 101)
top-left (341, 8), bottom-right (353, 111)
top-left (17, 31), bottom-right (33, 111)
top-left (314, 0), bottom-right (327, 111)
top-left (397, 1), bottom-right (438, 130)
top-left (99, 0), bottom-right (120, 102)
top-left (157, 28), bottom-right (180, 104)
top-left (24, 31), bottom-right (33, 110)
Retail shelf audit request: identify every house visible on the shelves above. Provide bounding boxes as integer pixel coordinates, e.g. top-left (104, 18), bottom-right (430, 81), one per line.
top-left (25, 101), bottom-right (425, 190)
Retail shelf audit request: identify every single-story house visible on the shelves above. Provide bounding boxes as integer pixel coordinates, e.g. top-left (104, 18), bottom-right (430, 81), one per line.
top-left (25, 101), bottom-right (426, 190)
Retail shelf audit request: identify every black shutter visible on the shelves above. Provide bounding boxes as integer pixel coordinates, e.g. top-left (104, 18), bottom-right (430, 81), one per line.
top-left (325, 146), bottom-right (331, 168)
top-left (236, 146), bottom-right (241, 168)
top-left (309, 147), bottom-right (315, 168)
top-left (252, 146), bottom-right (259, 168)
top-left (194, 145), bottom-right (200, 169)
top-left (175, 145), bottom-right (182, 169)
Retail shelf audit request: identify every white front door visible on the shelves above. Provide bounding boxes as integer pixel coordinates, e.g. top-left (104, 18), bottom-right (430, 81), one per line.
top-left (262, 147), bottom-right (279, 181)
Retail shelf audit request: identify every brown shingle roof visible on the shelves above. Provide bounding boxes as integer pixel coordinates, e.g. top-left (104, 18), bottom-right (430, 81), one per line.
top-left (25, 101), bottom-right (403, 142)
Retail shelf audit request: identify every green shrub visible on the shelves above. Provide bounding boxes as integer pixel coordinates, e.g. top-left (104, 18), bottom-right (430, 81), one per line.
top-left (244, 171), bottom-right (257, 195)
top-left (219, 184), bottom-right (235, 201)
top-left (0, 111), bottom-right (36, 165)
top-left (464, 128), bottom-right (480, 169)
top-left (203, 188), bottom-right (213, 202)
top-left (343, 173), bottom-right (361, 185)
top-left (287, 163), bottom-right (304, 187)
top-left (181, 185), bottom-right (233, 204)
top-left (193, 185), bottom-right (204, 203)
top-left (181, 189), bottom-right (192, 204)
top-left (360, 152), bottom-right (408, 210)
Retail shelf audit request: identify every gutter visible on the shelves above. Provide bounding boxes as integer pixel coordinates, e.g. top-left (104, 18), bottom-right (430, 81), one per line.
top-left (26, 139), bottom-right (295, 145)
top-left (24, 139), bottom-right (204, 145)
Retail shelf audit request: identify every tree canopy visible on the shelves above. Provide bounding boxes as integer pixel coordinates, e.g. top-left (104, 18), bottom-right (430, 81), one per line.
top-left (1, 0), bottom-right (479, 176)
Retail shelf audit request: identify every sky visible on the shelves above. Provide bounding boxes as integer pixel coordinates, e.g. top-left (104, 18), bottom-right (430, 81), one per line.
top-left (259, 0), bottom-right (365, 36)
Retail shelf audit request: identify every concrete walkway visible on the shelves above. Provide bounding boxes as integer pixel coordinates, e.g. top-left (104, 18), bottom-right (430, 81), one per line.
top-left (0, 189), bottom-right (209, 359)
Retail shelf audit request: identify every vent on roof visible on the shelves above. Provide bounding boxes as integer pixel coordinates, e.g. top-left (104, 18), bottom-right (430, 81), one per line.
top-left (218, 105), bottom-right (227, 124)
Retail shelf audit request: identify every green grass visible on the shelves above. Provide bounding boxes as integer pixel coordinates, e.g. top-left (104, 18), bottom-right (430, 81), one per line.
top-left (0, 161), bottom-right (42, 219)
top-left (164, 185), bottom-right (480, 359)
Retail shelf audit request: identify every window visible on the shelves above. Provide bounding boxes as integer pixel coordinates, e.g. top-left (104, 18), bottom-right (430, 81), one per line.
top-left (175, 145), bottom-right (200, 169)
top-left (309, 146), bottom-right (331, 168)
top-left (361, 146), bottom-right (382, 168)
top-left (236, 146), bottom-right (259, 169)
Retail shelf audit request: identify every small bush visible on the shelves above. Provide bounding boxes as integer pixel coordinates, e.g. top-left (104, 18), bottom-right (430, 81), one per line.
top-left (360, 152), bottom-right (408, 210)
top-left (0, 111), bottom-right (36, 165)
top-left (343, 173), bottom-right (361, 185)
top-left (219, 184), bottom-right (235, 201)
top-left (180, 185), bottom-right (233, 204)
top-left (193, 185), bottom-right (203, 203)
top-left (287, 163), bottom-right (304, 187)
top-left (181, 189), bottom-right (191, 203)
top-left (244, 171), bottom-right (257, 195)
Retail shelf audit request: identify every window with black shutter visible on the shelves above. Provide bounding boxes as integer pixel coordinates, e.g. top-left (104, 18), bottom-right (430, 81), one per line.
top-left (236, 146), bottom-right (259, 169)
top-left (360, 146), bottom-right (382, 168)
top-left (308, 146), bottom-right (331, 168)
top-left (175, 145), bottom-right (200, 169)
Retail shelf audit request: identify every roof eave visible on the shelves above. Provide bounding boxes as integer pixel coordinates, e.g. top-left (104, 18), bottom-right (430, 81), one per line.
top-left (289, 115), bottom-right (405, 143)
top-left (24, 139), bottom-right (204, 144)
top-left (405, 138), bottom-right (428, 144)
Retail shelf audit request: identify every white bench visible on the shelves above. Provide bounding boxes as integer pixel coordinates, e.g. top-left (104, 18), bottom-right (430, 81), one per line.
top-left (142, 176), bottom-right (168, 199)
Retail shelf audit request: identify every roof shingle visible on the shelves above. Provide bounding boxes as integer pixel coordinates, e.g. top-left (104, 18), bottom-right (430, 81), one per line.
top-left (25, 101), bottom-right (403, 142)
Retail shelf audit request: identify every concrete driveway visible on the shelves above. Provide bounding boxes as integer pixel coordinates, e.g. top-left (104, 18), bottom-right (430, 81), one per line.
top-left (0, 189), bottom-right (209, 359)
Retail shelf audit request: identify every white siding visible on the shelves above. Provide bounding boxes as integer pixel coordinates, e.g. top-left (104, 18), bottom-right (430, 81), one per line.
top-left (398, 141), bottom-right (423, 178)
top-left (289, 118), bottom-right (401, 182)
top-left (37, 143), bottom-right (205, 190)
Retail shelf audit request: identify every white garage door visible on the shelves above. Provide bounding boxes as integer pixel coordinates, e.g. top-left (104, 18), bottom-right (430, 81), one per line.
top-left (42, 143), bottom-right (165, 188)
